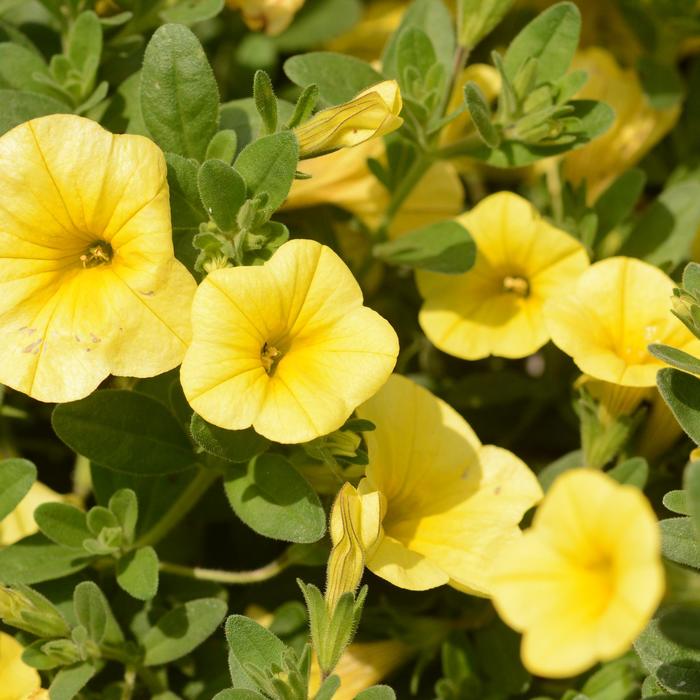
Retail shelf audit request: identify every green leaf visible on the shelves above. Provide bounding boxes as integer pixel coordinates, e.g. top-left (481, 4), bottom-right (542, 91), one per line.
top-left (34, 503), bottom-right (90, 548)
top-left (220, 97), bottom-right (295, 150)
top-left (355, 687), bottom-right (397, 700)
top-left (397, 26), bottom-right (438, 88)
top-left (167, 152), bottom-right (207, 240)
top-left (538, 450), bottom-right (583, 491)
top-left (159, 0), bottom-right (224, 24)
top-left (223, 454), bottom-right (326, 543)
top-left (198, 159), bottom-right (247, 231)
top-left (109, 489), bottom-right (138, 544)
top-left (0, 43), bottom-right (56, 97)
top-left (116, 546), bottom-right (159, 601)
top-left (206, 129), bottom-right (239, 164)
top-left (636, 619), bottom-right (700, 682)
top-left (661, 517), bottom-right (700, 568)
top-left (656, 661), bottom-right (700, 694)
top-left (607, 457), bottom-right (648, 489)
top-left (664, 490), bottom-right (688, 515)
top-left (0, 89), bottom-right (68, 136)
top-left (659, 607), bottom-right (700, 650)
top-left (0, 533), bottom-right (92, 584)
top-left (48, 661), bottom-right (97, 700)
top-left (286, 84), bottom-right (320, 129)
top-left (67, 11), bottom-right (102, 90)
top-left (594, 168), bottom-right (646, 240)
top-left (213, 691), bottom-right (266, 700)
top-left (503, 2), bottom-right (581, 84)
top-left (382, 0), bottom-right (454, 79)
top-left (73, 581), bottom-right (124, 646)
top-left (143, 598), bottom-right (228, 666)
top-left (686, 461), bottom-right (700, 541)
top-left (52, 390), bottom-right (196, 476)
top-left (373, 220), bottom-right (476, 274)
top-left (274, 0), bottom-right (363, 52)
top-left (314, 675), bottom-right (341, 700)
top-left (620, 180), bottom-right (700, 267)
top-left (284, 52), bottom-right (383, 106)
top-left (649, 344), bottom-right (700, 374)
top-left (0, 458), bottom-right (36, 522)
top-left (234, 131), bottom-right (298, 211)
top-left (190, 414), bottom-right (270, 463)
top-left (658, 369), bottom-right (700, 445)
top-left (457, 0), bottom-right (515, 48)
top-left (464, 81), bottom-right (499, 148)
top-left (253, 69), bottom-right (278, 135)
top-left (140, 23), bottom-right (219, 160)
top-left (225, 614), bottom-right (285, 687)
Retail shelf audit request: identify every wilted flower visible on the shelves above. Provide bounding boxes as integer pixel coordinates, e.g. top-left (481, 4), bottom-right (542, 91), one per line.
top-left (181, 239), bottom-right (399, 444)
top-left (333, 374), bottom-right (542, 593)
top-left (294, 81), bottom-right (403, 158)
top-left (0, 115), bottom-right (196, 403)
top-left (0, 482), bottom-right (63, 546)
top-left (545, 257), bottom-right (700, 386)
top-left (0, 633), bottom-right (43, 700)
top-left (227, 0), bottom-right (305, 35)
top-left (417, 192), bottom-right (589, 360)
top-left (491, 469), bottom-right (663, 678)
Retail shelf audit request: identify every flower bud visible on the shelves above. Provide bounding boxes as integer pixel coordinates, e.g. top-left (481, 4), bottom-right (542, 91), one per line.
top-left (0, 585), bottom-right (70, 639)
top-left (227, 0), bottom-right (305, 36)
top-left (294, 81), bottom-right (403, 158)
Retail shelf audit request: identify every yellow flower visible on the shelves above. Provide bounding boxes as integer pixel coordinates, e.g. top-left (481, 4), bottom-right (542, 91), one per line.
top-left (286, 138), bottom-right (463, 238)
top-left (417, 192), bottom-right (589, 360)
top-left (0, 482), bottom-right (63, 546)
top-left (546, 257), bottom-right (700, 387)
top-left (0, 114), bottom-right (196, 403)
top-left (227, 0), bottom-right (305, 35)
top-left (559, 48), bottom-right (679, 199)
top-left (333, 374), bottom-right (542, 594)
top-left (294, 81), bottom-right (403, 158)
top-left (0, 632), bottom-right (42, 700)
top-left (180, 239), bottom-right (399, 444)
top-left (491, 469), bottom-right (664, 678)
top-left (308, 639), bottom-right (413, 699)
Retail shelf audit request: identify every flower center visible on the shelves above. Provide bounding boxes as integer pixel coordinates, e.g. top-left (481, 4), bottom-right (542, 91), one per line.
top-left (80, 240), bottom-right (113, 268)
top-left (502, 275), bottom-right (530, 297)
top-left (261, 342), bottom-right (283, 375)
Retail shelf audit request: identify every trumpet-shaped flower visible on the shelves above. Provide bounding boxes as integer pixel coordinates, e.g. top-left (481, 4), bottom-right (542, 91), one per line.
top-left (491, 469), bottom-right (663, 678)
top-left (546, 257), bottom-right (700, 387)
top-left (417, 192), bottom-right (589, 360)
top-left (0, 482), bottom-right (63, 546)
top-left (227, 0), bottom-right (305, 35)
top-left (294, 81), bottom-right (403, 158)
top-left (560, 48), bottom-right (679, 198)
top-left (180, 239), bottom-right (399, 444)
top-left (0, 632), bottom-right (42, 700)
top-left (332, 374), bottom-right (542, 594)
top-left (286, 138), bottom-right (464, 238)
top-left (0, 115), bottom-right (196, 403)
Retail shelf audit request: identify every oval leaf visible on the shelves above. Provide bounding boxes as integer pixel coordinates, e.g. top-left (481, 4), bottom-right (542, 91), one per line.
top-left (116, 546), bottom-right (159, 601)
top-left (0, 458), bottom-right (36, 522)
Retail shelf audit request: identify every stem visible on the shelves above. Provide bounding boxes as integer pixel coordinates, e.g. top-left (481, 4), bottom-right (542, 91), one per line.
top-left (159, 550), bottom-right (294, 584)
top-left (545, 160), bottom-right (564, 223)
top-left (121, 667), bottom-right (136, 700)
top-left (134, 467), bottom-right (218, 548)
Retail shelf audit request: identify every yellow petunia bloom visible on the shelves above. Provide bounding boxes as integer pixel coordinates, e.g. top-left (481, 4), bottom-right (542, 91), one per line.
top-left (180, 239), bottom-right (399, 444)
top-left (559, 48), bottom-right (680, 199)
top-left (227, 0), bottom-right (305, 36)
top-left (0, 632), bottom-right (42, 700)
top-left (285, 138), bottom-right (464, 238)
top-left (491, 469), bottom-right (664, 678)
top-left (0, 115), bottom-right (196, 403)
top-left (417, 192), bottom-right (589, 360)
top-left (0, 482), bottom-right (63, 546)
top-left (545, 257), bottom-right (700, 387)
top-left (333, 373), bottom-right (542, 594)
top-left (294, 81), bottom-right (403, 158)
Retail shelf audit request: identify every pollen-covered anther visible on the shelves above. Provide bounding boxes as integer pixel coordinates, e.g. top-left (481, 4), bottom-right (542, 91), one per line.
top-left (80, 240), bottom-right (113, 268)
top-left (261, 342), bottom-right (282, 375)
top-left (502, 275), bottom-right (530, 297)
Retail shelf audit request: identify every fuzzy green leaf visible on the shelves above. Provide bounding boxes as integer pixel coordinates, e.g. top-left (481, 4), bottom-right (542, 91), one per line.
top-left (0, 458), bottom-right (36, 522)
top-left (34, 503), bottom-right (90, 549)
top-left (190, 414), bottom-right (270, 463)
top-left (116, 546), bottom-right (159, 601)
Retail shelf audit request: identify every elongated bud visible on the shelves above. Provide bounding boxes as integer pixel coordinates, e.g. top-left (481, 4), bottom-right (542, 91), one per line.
top-left (0, 585), bottom-right (70, 639)
top-left (294, 81), bottom-right (403, 158)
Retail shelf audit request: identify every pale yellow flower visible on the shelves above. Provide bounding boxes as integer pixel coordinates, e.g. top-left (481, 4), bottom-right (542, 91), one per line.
top-left (285, 138), bottom-right (464, 238)
top-left (491, 469), bottom-right (663, 678)
top-left (294, 81), bottom-right (403, 158)
top-left (0, 482), bottom-right (63, 546)
top-left (180, 239), bottom-right (398, 444)
top-left (0, 632), bottom-right (42, 700)
top-left (545, 257), bottom-right (700, 387)
top-left (332, 374), bottom-right (542, 594)
top-left (227, 0), bottom-right (305, 35)
top-left (0, 115), bottom-right (196, 403)
top-left (560, 48), bottom-right (679, 199)
top-left (417, 192), bottom-right (589, 360)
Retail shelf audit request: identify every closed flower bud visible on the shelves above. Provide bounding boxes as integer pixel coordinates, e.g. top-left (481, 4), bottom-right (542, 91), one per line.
top-left (0, 585), bottom-right (70, 639)
top-left (294, 81), bottom-right (403, 158)
top-left (227, 0), bottom-right (305, 36)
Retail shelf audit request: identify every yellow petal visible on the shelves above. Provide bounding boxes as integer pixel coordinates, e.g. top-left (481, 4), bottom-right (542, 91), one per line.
top-left (227, 0), bottom-right (305, 35)
top-left (417, 192), bottom-right (589, 360)
top-left (181, 239), bottom-right (398, 444)
top-left (545, 257), bottom-right (700, 386)
top-left (0, 633), bottom-right (41, 700)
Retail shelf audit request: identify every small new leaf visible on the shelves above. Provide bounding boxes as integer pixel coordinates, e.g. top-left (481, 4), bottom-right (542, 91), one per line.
top-left (464, 81), bottom-right (499, 147)
top-left (253, 70), bottom-right (278, 135)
